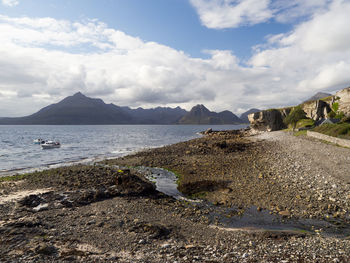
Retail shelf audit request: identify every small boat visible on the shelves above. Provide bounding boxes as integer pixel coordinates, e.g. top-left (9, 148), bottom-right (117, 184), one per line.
top-left (41, 141), bottom-right (61, 149)
top-left (33, 138), bottom-right (45, 144)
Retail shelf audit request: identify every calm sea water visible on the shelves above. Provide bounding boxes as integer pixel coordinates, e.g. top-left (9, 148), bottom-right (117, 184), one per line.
top-left (0, 125), bottom-right (247, 175)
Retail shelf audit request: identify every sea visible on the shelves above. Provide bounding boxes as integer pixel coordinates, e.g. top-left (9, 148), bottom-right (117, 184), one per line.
top-left (0, 124), bottom-right (247, 176)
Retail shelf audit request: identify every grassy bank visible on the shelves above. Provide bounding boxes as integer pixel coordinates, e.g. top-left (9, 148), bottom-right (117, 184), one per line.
top-left (313, 123), bottom-right (350, 139)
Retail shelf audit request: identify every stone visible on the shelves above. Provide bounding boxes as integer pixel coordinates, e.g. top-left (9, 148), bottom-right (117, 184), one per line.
top-left (279, 210), bottom-right (291, 217)
top-left (161, 243), bottom-right (171, 249)
top-left (36, 244), bottom-right (58, 255)
top-left (204, 128), bottom-right (213, 135)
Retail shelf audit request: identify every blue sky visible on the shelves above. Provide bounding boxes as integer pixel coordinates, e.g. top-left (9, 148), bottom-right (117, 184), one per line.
top-left (0, 0), bottom-right (290, 59)
top-left (0, 0), bottom-right (350, 116)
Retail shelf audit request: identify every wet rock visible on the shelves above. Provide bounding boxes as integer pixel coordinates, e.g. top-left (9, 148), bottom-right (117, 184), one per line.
top-left (205, 128), bottom-right (213, 134)
top-left (115, 170), bottom-right (157, 196)
top-left (36, 244), bottom-right (58, 255)
top-left (18, 195), bottom-right (45, 208)
top-left (129, 222), bottom-right (171, 240)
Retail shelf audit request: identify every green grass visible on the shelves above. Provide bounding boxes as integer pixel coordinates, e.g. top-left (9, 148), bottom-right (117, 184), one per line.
top-left (296, 119), bottom-right (315, 128)
top-left (332, 102), bottom-right (339, 112)
top-left (293, 130), bottom-right (307, 136)
top-left (0, 173), bottom-right (31, 182)
top-left (320, 96), bottom-right (333, 102)
top-left (189, 191), bottom-right (208, 199)
top-left (313, 123), bottom-right (350, 139)
top-left (163, 168), bottom-right (183, 185)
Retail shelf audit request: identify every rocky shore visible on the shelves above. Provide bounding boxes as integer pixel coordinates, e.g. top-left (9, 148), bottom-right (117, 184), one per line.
top-left (0, 130), bottom-right (349, 262)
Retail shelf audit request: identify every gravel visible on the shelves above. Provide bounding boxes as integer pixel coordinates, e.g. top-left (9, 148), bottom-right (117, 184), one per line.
top-left (0, 130), bottom-right (349, 262)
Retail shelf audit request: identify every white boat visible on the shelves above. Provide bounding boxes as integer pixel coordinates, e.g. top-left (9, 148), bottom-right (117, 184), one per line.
top-left (33, 138), bottom-right (45, 144)
top-left (41, 141), bottom-right (61, 149)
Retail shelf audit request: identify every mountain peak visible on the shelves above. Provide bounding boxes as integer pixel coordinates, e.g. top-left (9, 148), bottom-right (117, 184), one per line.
top-left (304, 92), bottom-right (332, 103)
top-left (72, 92), bottom-right (86, 98)
top-left (179, 104), bottom-right (243, 124)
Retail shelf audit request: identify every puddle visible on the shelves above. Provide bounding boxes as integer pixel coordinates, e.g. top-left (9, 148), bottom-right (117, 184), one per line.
top-left (138, 167), bottom-right (350, 238)
top-left (134, 166), bottom-right (185, 200)
top-left (99, 164), bottom-right (350, 238)
top-left (202, 204), bottom-right (350, 238)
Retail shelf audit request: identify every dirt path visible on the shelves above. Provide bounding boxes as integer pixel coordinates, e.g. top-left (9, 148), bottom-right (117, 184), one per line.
top-left (254, 131), bottom-right (350, 183)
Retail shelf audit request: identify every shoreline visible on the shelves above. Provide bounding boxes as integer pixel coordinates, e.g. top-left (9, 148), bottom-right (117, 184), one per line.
top-left (0, 129), bottom-right (349, 262)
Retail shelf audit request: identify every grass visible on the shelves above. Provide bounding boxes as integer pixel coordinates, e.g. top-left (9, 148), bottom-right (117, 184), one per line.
top-left (293, 130), bottom-right (307, 137)
top-left (313, 123), bottom-right (350, 139)
top-left (163, 168), bottom-right (183, 185)
top-left (332, 102), bottom-right (339, 112)
top-left (0, 173), bottom-right (31, 182)
top-left (285, 118), bottom-right (315, 134)
top-left (320, 96), bottom-right (333, 102)
top-left (295, 119), bottom-right (315, 129)
top-left (189, 191), bottom-right (208, 199)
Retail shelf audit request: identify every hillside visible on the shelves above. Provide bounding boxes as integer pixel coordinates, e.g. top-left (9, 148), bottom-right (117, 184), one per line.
top-left (0, 92), bottom-right (132, 125)
top-left (122, 106), bottom-right (187, 124)
top-left (303, 92), bottom-right (332, 103)
top-left (178, 104), bottom-right (243, 125)
top-left (0, 93), bottom-right (244, 125)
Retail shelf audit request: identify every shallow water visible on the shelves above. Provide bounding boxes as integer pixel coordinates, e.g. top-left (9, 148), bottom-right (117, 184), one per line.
top-left (0, 124), bottom-right (247, 175)
top-left (138, 166), bottom-right (350, 238)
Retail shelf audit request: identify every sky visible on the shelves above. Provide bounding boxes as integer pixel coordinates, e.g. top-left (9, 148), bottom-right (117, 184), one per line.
top-left (1, 0), bottom-right (350, 117)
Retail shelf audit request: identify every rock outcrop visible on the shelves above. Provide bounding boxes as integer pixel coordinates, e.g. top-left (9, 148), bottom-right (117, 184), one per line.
top-left (240, 108), bottom-right (260, 123)
top-left (336, 87), bottom-right (350, 116)
top-left (248, 108), bottom-right (291, 131)
top-left (301, 99), bottom-right (332, 121)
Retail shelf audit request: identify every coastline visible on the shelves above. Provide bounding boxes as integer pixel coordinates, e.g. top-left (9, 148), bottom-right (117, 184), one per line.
top-left (0, 129), bottom-right (349, 262)
top-left (1, 124), bottom-right (247, 176)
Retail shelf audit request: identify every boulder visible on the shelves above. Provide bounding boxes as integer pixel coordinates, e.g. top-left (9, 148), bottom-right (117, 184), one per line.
top-left (248, 109), bottom-right (291, 131)
top-left (115, 169), bottom-right (157, 196)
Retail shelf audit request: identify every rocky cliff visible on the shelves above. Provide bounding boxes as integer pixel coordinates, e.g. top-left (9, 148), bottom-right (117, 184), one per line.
top-left (248, 108), bottom-right (291, 131)
top-left (301, 99), bottom-right (332, 121)
top-left (336, 87), bottom-right (350, 115)
top-left (248, 86), bottom-right (350, 131)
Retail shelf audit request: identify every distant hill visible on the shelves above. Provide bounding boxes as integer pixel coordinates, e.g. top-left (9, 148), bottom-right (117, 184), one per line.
top-left (178, 104), bottom-right (243, 125)
top-left (303, 92), bottom-right (332, 103)
top-left (0, 93), bottom-right (245, 125)
top-left (122, 106), bottom-right (187, 124)
top-left (0, 92), bottom-right (132, 125)
top-left (240, 108), bottom-right (261, 123)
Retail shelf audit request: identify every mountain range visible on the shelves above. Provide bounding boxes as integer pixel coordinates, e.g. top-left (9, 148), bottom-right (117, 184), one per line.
top-left (0, 92), bottom-right (250, 125)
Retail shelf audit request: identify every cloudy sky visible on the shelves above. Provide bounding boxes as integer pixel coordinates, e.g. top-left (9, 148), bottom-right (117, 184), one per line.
top-left (1, 0), bottom-right (350, 117)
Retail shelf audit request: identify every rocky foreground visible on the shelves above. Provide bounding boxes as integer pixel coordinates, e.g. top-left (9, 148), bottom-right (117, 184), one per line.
top-left (0, 130), bottom-right (349, 262)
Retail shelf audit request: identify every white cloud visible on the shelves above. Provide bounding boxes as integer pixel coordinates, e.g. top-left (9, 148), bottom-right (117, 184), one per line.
top-left (2, 0), bottom-right (18, 7)
top-left (190, 0), bottom-right (273, 29)
top-left (272, 0), bottom-right (332, 23)
top-left (250, 0), bottom-right (350, 94)
top-left (1, 1), bottom-right (350, 117)
top-left (190, 0), bottom-right (332, 29)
